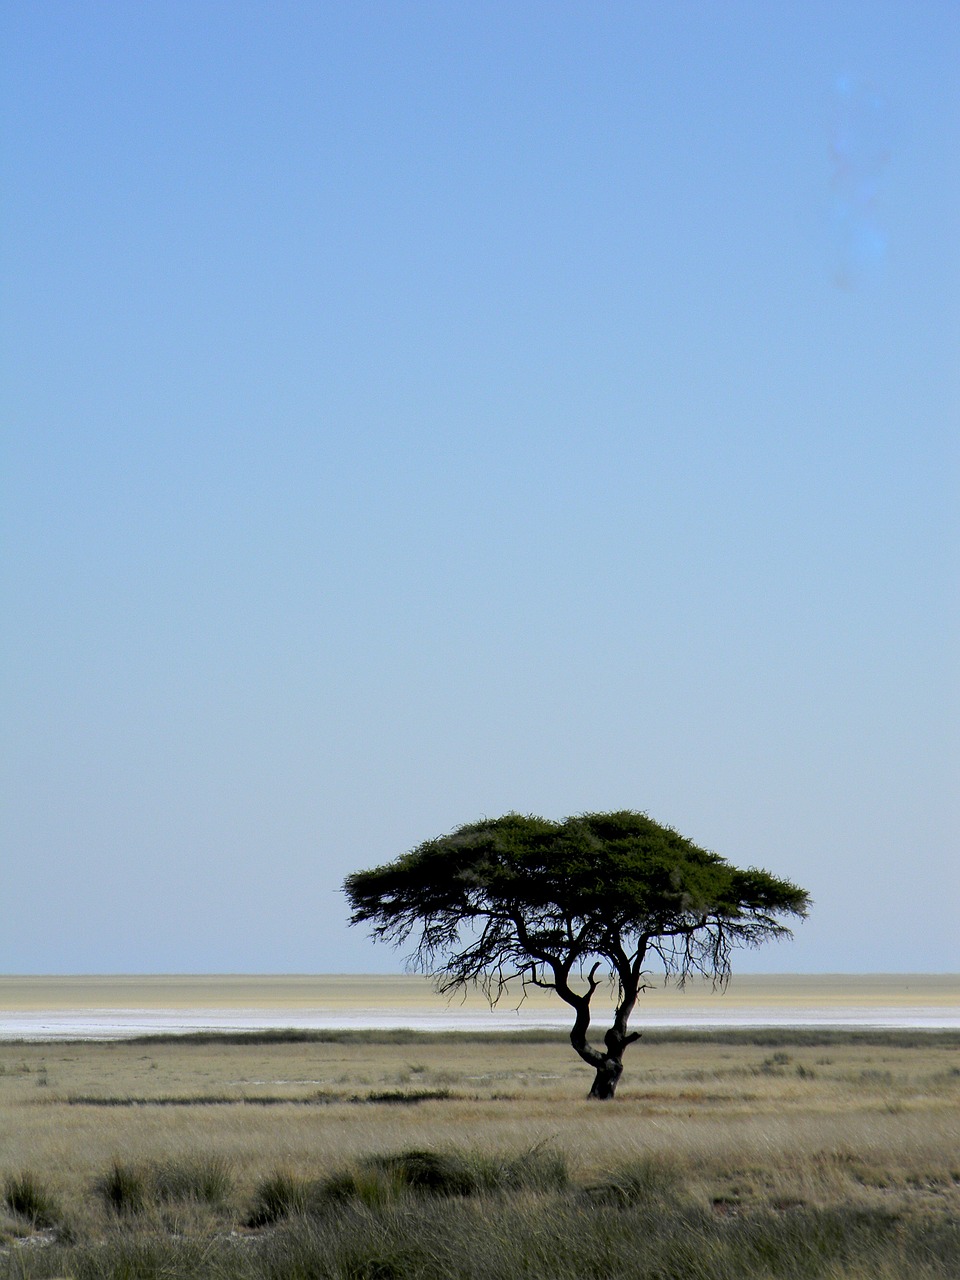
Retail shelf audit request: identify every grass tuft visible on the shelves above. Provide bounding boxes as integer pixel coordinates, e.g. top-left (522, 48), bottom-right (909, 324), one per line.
top-left (245, 1171), bottom-right (314, 1227)
top-left (95, 1160), bottom-right (149, 1215)
top-left (3, 1171), bottom-right (61, 1228)
top-left (152, 1155), bottom-right (234, 1207)
top-left (5, 1026), bottom-right (959, 1275)
top-left (315, 1146), bottom-right (569, 1207)
top-left (585, 1154), bottom-right (683, 1206)
top-left (362, 1088), bottom-right (452, 1104)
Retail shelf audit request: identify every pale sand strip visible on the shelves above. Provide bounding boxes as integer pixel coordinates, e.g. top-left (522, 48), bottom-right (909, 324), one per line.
top-left (0, 974), bottom-right (957, 1039)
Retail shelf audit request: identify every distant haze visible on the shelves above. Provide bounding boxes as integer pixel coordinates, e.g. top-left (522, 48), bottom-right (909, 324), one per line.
top-left (2, 2), bottom-right (958, 975)
top-left (2, 975), bottom-right (958, 1040)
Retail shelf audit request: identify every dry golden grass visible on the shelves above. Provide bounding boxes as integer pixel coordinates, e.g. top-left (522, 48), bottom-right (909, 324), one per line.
top-left (2, 1030), bottom-right (959, 1235)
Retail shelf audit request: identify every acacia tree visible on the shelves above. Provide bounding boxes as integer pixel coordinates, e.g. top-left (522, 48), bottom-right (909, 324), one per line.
top-left (344, 811), bottom-right (810, 1099)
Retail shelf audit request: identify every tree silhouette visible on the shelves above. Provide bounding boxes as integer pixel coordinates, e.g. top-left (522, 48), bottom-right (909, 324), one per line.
top-left (344, 810), bottom-right (810, 1098)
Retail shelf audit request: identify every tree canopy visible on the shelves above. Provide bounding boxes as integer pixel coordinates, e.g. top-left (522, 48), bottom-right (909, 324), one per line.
top-left (344, 810), bottom-right (810, 1098)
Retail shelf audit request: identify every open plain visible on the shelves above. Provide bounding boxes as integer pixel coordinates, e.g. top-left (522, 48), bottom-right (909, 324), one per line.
top-left (2, 972), bottom-right (958, 1038)
top-left (2, 1002), bottom-right (959, 1278)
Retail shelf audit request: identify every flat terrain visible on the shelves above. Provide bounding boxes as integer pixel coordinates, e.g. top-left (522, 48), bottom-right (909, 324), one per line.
top-left (2, 1028), bottom-right (959, 1276)
top-left (2, 1029), bottom-right (959, 1210)
top-left (2, 973), bottom-right (958, 1036)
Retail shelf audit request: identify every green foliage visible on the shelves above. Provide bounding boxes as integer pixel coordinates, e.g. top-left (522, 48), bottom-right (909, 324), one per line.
top-left (345, 810), bottom-right (809, 1094)
top-left (345, 810), bottom-right (809, 994)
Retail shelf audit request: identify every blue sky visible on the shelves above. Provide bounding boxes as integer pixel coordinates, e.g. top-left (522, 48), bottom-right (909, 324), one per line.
top-left (2, 2), bottom-right (958, 975)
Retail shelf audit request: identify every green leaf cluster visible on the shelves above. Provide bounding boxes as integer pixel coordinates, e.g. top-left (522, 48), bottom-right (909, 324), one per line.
top-left (345, 810), bottom-right (809, 995)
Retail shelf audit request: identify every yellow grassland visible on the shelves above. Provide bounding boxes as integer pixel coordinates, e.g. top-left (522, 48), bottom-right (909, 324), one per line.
top-left (2, 1030), bottom-right (959, 1232)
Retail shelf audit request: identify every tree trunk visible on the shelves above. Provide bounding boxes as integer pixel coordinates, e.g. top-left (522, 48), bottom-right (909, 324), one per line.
top-left (561, 976), bottom-right (640, 1100)
top-left (588, 1055), bottom-right (624, 1100)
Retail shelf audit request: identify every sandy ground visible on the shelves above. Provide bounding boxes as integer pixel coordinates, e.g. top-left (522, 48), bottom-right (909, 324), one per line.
top-left (0, 973), bottom-right (957, 1039)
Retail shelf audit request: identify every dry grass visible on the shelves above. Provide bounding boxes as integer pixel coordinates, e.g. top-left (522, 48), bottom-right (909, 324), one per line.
top-left (1, 1032), bottom-right (958, 1277)
top-left (1, 1031), bottom-right (958, 1228)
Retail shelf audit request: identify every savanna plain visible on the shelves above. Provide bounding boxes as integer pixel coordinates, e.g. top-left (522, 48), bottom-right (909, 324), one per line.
top-left (3, 1014), bottom-right (959, 1280)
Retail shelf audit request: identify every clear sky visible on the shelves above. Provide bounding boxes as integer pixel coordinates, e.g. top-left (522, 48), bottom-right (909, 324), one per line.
top-left (2, 2), bottom-right (958, 976)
